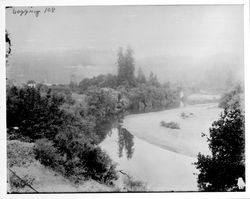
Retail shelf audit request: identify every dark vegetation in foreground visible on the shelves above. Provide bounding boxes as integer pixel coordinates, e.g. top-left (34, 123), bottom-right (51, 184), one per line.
top-left (195, 86), bottom-right (245, 191)
top-left (7, 47), bottom-right (181, 191)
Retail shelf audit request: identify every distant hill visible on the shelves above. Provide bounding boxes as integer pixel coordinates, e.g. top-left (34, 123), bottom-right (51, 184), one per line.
top-left (7, 49), bottom-right (243, 92)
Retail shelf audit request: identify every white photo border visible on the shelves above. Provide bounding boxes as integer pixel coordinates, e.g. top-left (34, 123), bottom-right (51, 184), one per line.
top-left (0, 0), bottom-right (249, 199)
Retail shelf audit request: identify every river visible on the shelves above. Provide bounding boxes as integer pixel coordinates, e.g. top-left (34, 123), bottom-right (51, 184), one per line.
top-left (100, 103), bottom-right (222, 191)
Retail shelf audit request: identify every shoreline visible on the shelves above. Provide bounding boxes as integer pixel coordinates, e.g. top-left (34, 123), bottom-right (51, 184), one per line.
top-left (122, 103), bottom-right (222, 158)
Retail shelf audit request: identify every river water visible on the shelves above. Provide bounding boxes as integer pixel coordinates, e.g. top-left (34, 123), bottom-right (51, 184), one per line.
top-left (100, 103), bottom-right (222, 191)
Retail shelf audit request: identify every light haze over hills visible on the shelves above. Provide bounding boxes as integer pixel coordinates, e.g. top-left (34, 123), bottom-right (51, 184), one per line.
top-left (6, 5), bottom-right (244, 89)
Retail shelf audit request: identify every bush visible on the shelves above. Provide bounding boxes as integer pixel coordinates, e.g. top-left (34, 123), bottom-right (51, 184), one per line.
top-left (34, 137), bottom-right (118, 184)
top-left (34, 138), bottom-right (63, 169)
top-left (161, 121), bottom-right (180, 129)
top-left (80, 143), bottom-right (118, 183)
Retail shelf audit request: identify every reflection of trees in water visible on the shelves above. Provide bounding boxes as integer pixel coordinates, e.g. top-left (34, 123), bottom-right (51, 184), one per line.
top-left (95, 118), bottom-right (118, 144)
top-left (94, 115), bottom-right (134, 159)
top-left (118, 126), bottom-right (134, 159)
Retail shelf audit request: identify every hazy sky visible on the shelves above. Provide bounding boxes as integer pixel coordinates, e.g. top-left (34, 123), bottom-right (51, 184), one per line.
top-left (5, 5), bottom-right (244, 85)
top-left (6, 5), bottom-right (243, 58)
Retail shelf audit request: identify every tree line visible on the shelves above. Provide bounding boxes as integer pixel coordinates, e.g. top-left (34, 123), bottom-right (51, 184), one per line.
top-left (7, 47), bottom-right (181, 187)
top-left (75, 47), bottom-right (180, 113)
top-left (7, 85), bottom-right (118, 184)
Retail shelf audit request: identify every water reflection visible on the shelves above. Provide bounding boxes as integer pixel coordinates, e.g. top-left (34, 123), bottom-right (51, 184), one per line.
top-left (95, 117), bottom-right (120, 144)
top-left (117, 125), bottom-right (134, 159)
top-left (95, 115), bottom-right (135, 159)
top-left (100, 103), bottom-right (221, 191)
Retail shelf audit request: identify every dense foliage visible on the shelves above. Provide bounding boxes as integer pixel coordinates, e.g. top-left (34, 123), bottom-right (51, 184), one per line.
top-left (7, 85), bottom-right (118, 184)
top-left (34, 138), bottom-right (117, 184)
top-left (7, 47), bottom-right (181, 187)
top-left (77, 47), bottom-right (180, 113)
top-left (126, 84), bottom-right (179, 112)
top-left (86, 87), bottom-right (121, 119)
top-left (79, 74), bottom-right (118, 92)
top-left (7, 86), bottom-right (65, 141)
top-left (219, 85), bottom-right (243, 109)
top-left (195, 88), bottom-right (245, 191)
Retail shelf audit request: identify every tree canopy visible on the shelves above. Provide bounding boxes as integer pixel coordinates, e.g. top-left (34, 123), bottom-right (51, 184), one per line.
top-left (195, 89), bottom-right (245, 191)
top-left (117, 47), bottom-right (136, 87)
top-left (137, 67), bottom-right (146, 84)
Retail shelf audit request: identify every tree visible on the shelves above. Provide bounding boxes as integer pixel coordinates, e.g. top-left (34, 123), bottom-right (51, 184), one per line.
top-left (195, 100), bottom-right (245, 191)
top-left (219, 84), bottom-right (243, 109)
top-left (117, 47), bottom-right (136, 87)
top-left (7, 85), bottom-right (119, 184)
top-left (148, 71), bottom-right (160, 87)
top-left (137, 67), bottom-right (146, 84)
top-left (7, 86), bottom-right (66, 141)
top-left (117, 47), bottom-right (125, 83)
top-left (102, 74), bottom-right (117, 88)
top-left (86, 87), bottom-right (118, 120)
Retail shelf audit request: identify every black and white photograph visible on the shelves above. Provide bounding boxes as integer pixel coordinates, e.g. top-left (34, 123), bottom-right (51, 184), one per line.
top-left (1, 0), bottom-right (249, 197)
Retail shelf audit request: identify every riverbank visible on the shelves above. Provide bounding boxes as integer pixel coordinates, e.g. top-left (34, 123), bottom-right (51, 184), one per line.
top-left (100, 128), bottom-right (199, 191)
top-left (7, 139), bottom-right (147, 192)
top-left (122, 103), bottom-right (222, 157)
top-left (100, 103), bottom-right (223, 191)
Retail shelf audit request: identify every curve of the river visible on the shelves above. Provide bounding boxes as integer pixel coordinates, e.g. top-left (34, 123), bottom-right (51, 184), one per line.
top-left (100, 103), bottom-right (222, 191)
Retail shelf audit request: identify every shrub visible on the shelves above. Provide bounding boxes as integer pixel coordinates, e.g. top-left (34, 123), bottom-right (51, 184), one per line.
top-left (79, 143), bottom-right (118, 184)
top-left (161, 121), bottom-right (180, 129)
top-left (34, 138), bottom-right (63, 169)
top-left (34, 137), bottom-right (118, 185)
